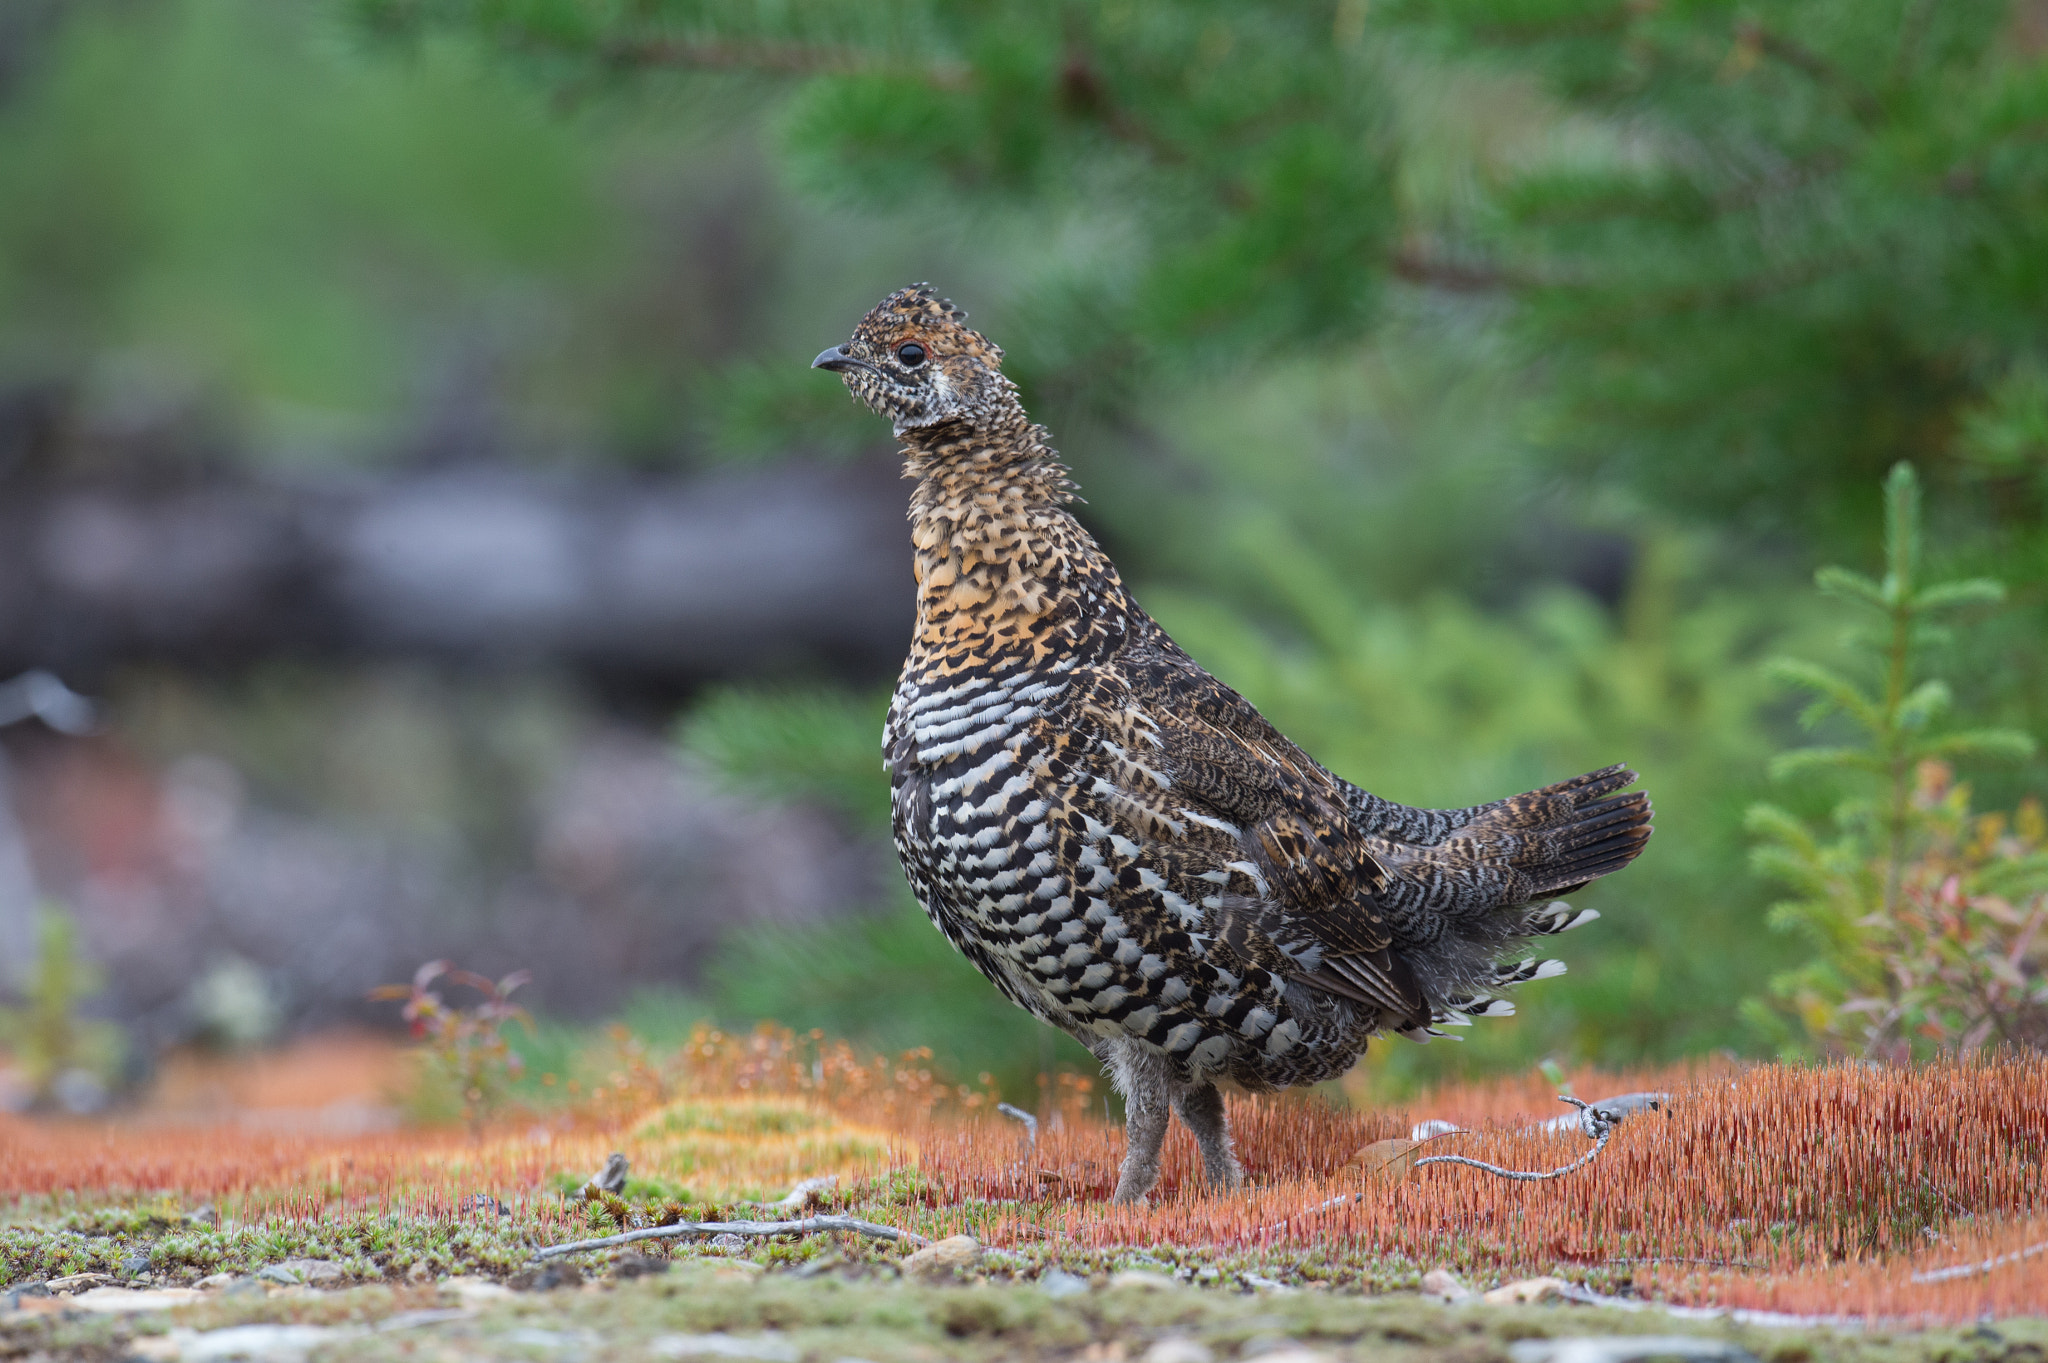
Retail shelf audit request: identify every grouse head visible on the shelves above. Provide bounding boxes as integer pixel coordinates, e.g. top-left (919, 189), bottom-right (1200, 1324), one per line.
top-left (813, 284), bottom-right (1014, 437)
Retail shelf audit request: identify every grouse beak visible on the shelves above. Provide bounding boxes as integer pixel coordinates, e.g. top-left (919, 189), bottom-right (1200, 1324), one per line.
top-left (812, 345), bottom-right (859, 373)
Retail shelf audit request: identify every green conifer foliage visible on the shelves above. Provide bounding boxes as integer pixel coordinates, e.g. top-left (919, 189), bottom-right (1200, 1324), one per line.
top-left (1747, 465), bottom-right (2045, 1057)
top-left (360, 0), bottom-right (2048, 539)
top-left (352, 0), bottom-right (1398, 398)
top-left (1387, 0), bottom-right (2048, 539)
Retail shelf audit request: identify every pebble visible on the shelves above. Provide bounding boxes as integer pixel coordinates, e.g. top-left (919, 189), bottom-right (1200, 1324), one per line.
top-left (1483, 1276), bottom-right (1568, 1306)
top-left (1421, 1267), bottom-right (1473, 1302)
top-left (901, 1234), bottom-right (981, 1282)
top-left (1142, 1337), bottom-right (1216, 1363)
top-left (45, 1273), bottom-right (117, 1293)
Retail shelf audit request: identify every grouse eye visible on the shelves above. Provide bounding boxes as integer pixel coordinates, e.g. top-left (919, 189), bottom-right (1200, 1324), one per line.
top-left (896, 342), bottom-right (927, 367)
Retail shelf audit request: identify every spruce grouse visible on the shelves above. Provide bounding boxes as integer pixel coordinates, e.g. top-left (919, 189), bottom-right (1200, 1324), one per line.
top-left (814, 285), bottom-right (1653, 1203)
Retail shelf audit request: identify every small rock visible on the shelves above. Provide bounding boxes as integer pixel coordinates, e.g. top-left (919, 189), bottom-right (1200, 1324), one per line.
top-left (1107, 1269), bottom-right (1177, 1290)
top-left (1483, 1276), bottom-right (1567, 1305)
top-left (1244, 1351), bottom-right (1335, 1363)
top-left (1037, 1268), bottom-right (1089, 1299)
top-left (184, 1206), bottom-right (219, 1228)
top-left (194, 1274), bottom-right (240, 1291)
top-left (707, 1232), bottom-right (749, 1253)
top-left (279, 1259), bottom-right (343, 1285)
top-left (45, 1272), bottom-right (117, 1294)
top-left (404, 1261), bottom-right (435, 1284)
top-left (1143, 1337), bottom-right (1216, 1363)
top-left (464, 1194), bottom-right (509, 1217)
top-left (8, 1282), bottom-right (52, 1299)
top-left (255, 1265), bottom-right (302, 1286)
top-left (901, 1234), bottom-right (981, 1282)
top-left (120, 1253), bottom-right (153, 1278)
top-left (1420, 1267), bottom-right (1473, 1302)
top-left (508, 1263), bottom-right (585, 1292)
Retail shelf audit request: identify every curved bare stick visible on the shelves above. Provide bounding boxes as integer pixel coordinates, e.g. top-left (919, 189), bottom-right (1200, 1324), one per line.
top-left (1269, 1098), bottom-right (1616, 1236)
top-left (1910, 1239), bottom-right (2048, 1284)
top-left (1413, 1096), bottom-right (1616, 1182)
top-left (533, 1215), bottom-right (930, 1261)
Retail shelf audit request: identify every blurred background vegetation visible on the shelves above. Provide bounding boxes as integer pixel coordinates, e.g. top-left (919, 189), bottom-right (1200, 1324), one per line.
top-left (1, 0), bottom-right (2044, 1112)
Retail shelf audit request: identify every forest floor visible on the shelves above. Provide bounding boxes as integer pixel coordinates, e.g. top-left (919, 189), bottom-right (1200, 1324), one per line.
top-left (3, 1033), bottom-right (2046, 1361)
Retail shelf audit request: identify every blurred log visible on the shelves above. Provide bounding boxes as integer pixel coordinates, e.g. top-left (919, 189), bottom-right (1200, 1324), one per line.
top-left (0, 459), bottom-right (914, 688)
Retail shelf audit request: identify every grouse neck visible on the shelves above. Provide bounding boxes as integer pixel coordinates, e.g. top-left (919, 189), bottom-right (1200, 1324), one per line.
top-left (901, 419), bottom-right (1130, 666)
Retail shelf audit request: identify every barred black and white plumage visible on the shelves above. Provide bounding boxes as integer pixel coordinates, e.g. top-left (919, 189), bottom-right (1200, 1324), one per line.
top-left (813, 286), bottom-right (1653, 1203)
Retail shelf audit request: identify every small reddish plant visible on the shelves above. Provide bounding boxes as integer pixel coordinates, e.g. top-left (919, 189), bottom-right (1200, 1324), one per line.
top-left (371, 961), bottom-right (532, 1134)
top-left (1747, 464), bottom-right (2044, 1059)
top-left (1852, 764), bottom-right (2048, 1052)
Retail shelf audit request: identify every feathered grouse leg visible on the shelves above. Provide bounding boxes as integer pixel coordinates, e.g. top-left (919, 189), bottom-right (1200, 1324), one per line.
top-left (814, 286), bottom-right (1652, 1203)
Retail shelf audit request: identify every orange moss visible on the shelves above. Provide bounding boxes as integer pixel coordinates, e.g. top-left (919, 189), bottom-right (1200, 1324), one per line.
top-left (923, 1053), bottom-right (2048, 1321)
top-left (0, 1114), bottom-right (602, 1223)
top-left (1642, 1213), bottom-right (2048, 1322)
top-left (4, 1034), bottom-right (2045, 1324)
top-left (146, 1032), bottom-right (409, 1130)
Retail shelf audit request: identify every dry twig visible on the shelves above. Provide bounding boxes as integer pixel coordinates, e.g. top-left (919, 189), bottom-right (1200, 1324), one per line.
top-left (997, 1103), bottom-right (1039, 1149)
top-left (1413, 1096), bottom-right (1618, 1181)
top-left (532, 1215), bottom-right (929, 1261)
top-left (1909, 1238), bottom-right (2048, 1283)
top-left (1276, 1096), bottom-right (1620, 1233)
